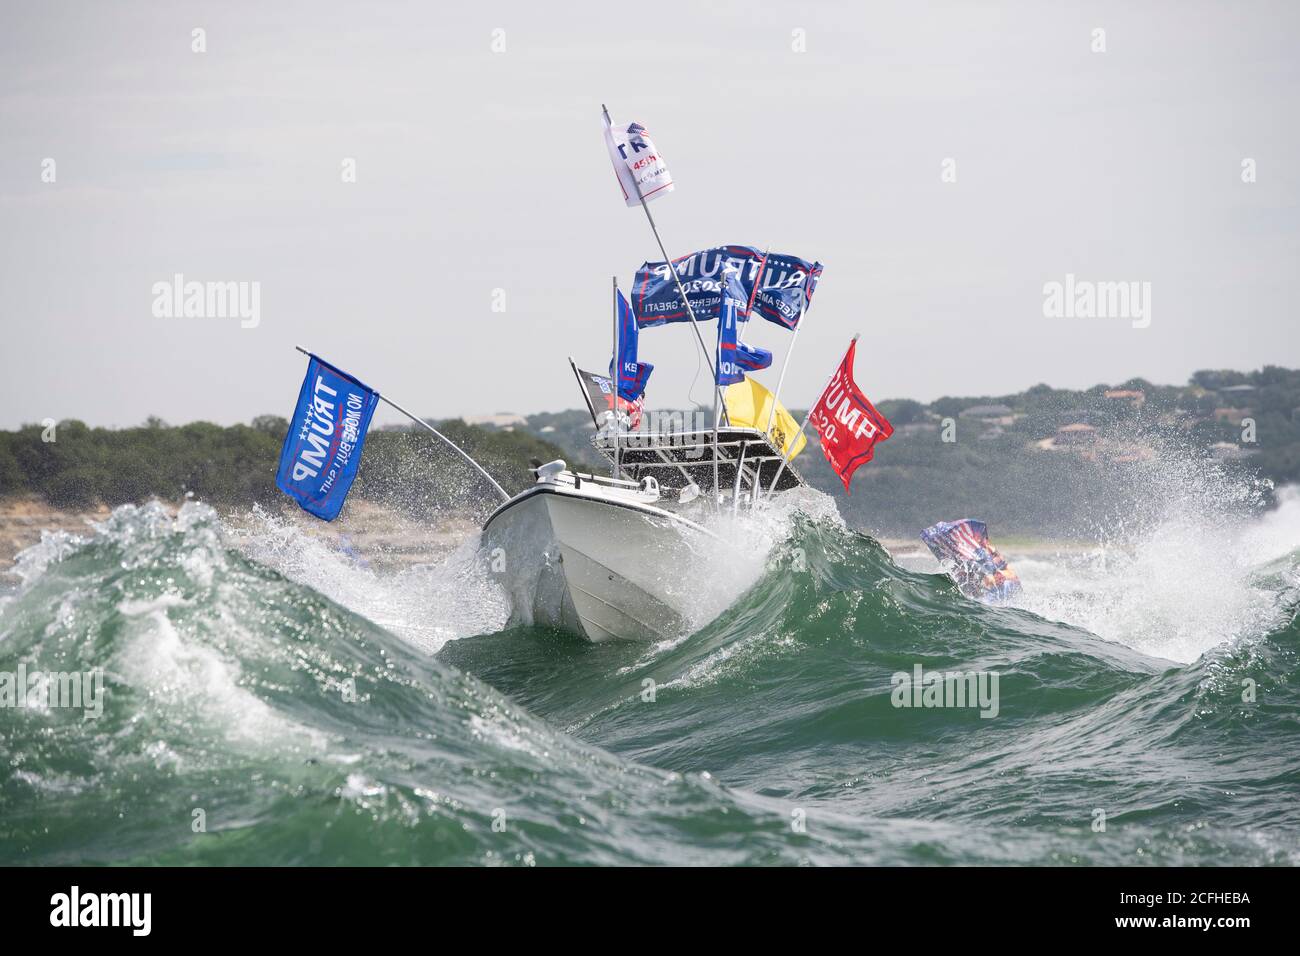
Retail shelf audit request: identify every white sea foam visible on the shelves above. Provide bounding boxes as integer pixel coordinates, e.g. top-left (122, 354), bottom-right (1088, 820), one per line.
top-left (117, 593), bottom-right (191, 616)
top-left (1014, 458), bottom-right (1298, 662)
top-left (622, 486), bottom-right (843, 660)
top-left (113, 590), bottom-right (329, 756)
top-left (230, 482), bottom-right (840, 657)
top-left (922, 483), bottom-right (1299, 665)
top-left (229, 505), bottom-right (509, 654)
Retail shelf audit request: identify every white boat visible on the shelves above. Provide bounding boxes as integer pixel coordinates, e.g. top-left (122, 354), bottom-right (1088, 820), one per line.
top-left (473, 104), bottom-right (833, 643)
top-left (482, 422), bottom-right (805, 643)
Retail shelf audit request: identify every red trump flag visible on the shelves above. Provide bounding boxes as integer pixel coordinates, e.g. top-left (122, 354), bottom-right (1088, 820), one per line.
top-left (809, 339), bottom-right (893, 493)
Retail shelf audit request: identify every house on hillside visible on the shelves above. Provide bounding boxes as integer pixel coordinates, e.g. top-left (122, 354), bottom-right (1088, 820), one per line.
top-left (894, 421), bottom-right (937, 437)
top-left (959, 403), bottom-right (1013, 419)
top-left (1054, 423), bottom-right (1098, 446)
top-left (465, 413), bottom-right (528, 430)
top-left (958, 404), bottom-right (1017, 428)
top-left (1210, 441), bottom-right (1257, 461)
top-left (1104, 389), bottom-right (1145, 408)
top-left (1108, 443), bottom-right (1157, 464)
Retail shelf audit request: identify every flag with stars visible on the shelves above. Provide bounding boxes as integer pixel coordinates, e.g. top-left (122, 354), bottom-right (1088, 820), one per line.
top-left (276, 354), bottom-right (379, 521)
top-left (632, 245), bottom-right (823, 329)
top-left (603, 114), bottom-right (674, 207)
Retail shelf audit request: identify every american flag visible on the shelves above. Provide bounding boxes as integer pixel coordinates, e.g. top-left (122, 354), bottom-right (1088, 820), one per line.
top-left (920, 519), bottom-right (1022, 604)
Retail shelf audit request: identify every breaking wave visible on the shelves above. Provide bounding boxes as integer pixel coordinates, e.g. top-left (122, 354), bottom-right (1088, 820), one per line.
top-left (1, 480), bottom-right (1294, 864)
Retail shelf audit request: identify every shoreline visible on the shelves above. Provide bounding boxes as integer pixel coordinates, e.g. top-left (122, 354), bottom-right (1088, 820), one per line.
top-left (877, 536), bottom-right (1101, 560)
top-left (0, 495), bottom-right (480, 580)
top-left (0, 496), bottom-right (113, 578)
top-left (1, 494), bottom-right (1101, 581)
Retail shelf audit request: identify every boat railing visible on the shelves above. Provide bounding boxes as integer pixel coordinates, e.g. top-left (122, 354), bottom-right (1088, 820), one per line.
top-left (556, 470), bottom-right (642, 490)
top-left (590, 427), bottom-right (805, 494)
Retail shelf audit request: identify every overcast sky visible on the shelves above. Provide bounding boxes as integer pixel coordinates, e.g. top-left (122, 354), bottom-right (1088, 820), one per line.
top-left (1, 0), bottom-right (1296, 429)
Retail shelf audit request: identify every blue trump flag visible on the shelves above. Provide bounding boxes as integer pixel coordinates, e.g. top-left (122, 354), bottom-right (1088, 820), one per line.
top-left (276, 355), bottom-right (380, 521)
top-left (632, 245), bottom-right (823, 330)
top-left (609, 289), bottom-right (653, 401)
top-left (735, 341), bottom-right (773, 375)
top-left (717, 264), bottom-right (775, 386)
top-left (747, 250), bottom-right (823, 330)
top-left (716, 263), bottom-right (747, 386)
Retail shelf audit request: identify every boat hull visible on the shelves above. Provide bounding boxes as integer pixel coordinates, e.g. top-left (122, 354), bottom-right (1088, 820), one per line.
top-left (481, 486), bottom-right (715, 642)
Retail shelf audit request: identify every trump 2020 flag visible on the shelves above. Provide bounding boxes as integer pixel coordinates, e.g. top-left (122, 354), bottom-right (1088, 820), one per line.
top-left (809, 339), bottom-right (893, 493)
top-left (276, 355), bottom-right (379, 521)
top-left (604, 114), bottom-right (674, 207)
top-left (610, 289), bottom-right (653, 401)
top-left (632, 245), bottom-right (822, 329)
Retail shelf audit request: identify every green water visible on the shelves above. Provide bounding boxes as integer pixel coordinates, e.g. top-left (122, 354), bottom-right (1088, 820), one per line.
top-left (0, 500), bottom-right (1296, 865)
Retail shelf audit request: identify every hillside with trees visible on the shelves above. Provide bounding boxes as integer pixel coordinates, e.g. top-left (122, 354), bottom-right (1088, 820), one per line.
top-left (0, 365), bottom-right (1294, 539)
top-left (517, 365), bottom-right (1298, 538)
top-left (0, 416), bottom-right (566, 521)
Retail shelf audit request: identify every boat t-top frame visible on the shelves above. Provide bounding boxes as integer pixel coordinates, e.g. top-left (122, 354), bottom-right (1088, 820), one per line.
top-left (592, 427), bottom-right (805, 497)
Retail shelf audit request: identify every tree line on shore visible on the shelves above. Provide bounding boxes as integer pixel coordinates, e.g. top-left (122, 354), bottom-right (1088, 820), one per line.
top-left (0, 415), bottom-right (567, 519)
top-left (523, 365), bottom-right (1300, 537)
top-left (1, 365), bottom-right (1295, 537)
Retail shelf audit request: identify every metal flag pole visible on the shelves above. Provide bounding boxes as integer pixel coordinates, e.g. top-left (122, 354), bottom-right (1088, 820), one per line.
top-left (749, 299), bottom-right (804, 511)
top-left (611, 275), bottom-right (620, 480)
top-left (764, 293), bottom-right (808, 437)
top-left (737, 246), bottom-right (771, 511)
top-left (712, 290), bottom-right (723, 505)
top-left (743, 245), bottom-right (771, 324)
top-left (602, 107), bottom-right (726, 407)
top-left (714, 258), bottom-right (748, 507)
top-left (764, 333), bottom-right (858, 500)
top-left (731, 440), bottom-right (747, 517)
top-left (603, 104), bottom-right (728, 506)
top-left (731, 246), bottom-right (762, 359)
top-left (735, 244), bottom-right (769, 417)
top-left (294, 345), bottom-right (509, 503)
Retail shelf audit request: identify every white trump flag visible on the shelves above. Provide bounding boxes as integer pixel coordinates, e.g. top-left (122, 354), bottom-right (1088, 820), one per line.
top-left (603, 115), bottom-right (674, 207)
